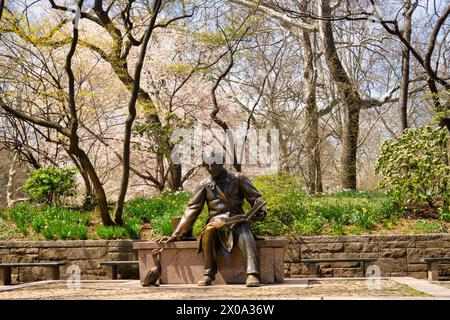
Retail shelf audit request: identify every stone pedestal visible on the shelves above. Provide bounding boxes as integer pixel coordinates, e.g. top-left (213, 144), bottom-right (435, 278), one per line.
top-left (133, 239), bottom-right (289, 284)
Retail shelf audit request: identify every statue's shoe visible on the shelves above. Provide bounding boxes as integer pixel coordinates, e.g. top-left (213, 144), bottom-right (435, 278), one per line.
top-left (246, 274), bottom-right (260, 287)
top-left (198, 275), bottom-right (214, 286)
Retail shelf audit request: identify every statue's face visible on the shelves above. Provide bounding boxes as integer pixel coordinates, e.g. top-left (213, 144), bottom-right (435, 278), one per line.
top-left (204, 162), bottom-right (224, 179)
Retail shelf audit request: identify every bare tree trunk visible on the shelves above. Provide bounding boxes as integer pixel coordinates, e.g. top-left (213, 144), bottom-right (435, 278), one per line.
top-left (398, 0), bottom-right (415, 133)
top-left (315, 147), bottom-right (323, 192)
top-left (320, 0), bottom-right (361, 190)
top-left (340, 103), bottom-right (359, 190)
top-left (167, 163), bottom-right (182, 191)
top-left (65, 0), bottom-right (113, 225)
top-left (0, 0), bottom-right (4, 21)
top-left (74, 148), bottom-right (113, 225)
top-left (114, 0), bottom-right (162, 225)
top-left (6, 153), bottom-right (18, 208)
top-left (67, 152), bottom-right (93, 199)
top-left (300, 6), bottom-right (322, 194)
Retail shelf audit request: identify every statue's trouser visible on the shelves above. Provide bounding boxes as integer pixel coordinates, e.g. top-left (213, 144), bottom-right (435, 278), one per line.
top-left (202, 222), bottom-right (259, 278)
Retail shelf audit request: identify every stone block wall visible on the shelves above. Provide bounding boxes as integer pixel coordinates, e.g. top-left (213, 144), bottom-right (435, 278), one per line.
top-left (0, 240), bottom-right (138, 283)
top-left (1, 235), bottom-right (449, 284)
top-left (285, 234), bottom-right (450, 279)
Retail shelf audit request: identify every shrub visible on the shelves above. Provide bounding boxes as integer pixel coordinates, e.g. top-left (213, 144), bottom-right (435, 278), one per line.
top-left (80, 195), bottom-right (98, 212)
top-left (193, 207), bottom-right (209, 237)
top-left (301, 191), bottom-right (401, 235)
top-left (251, 172), bottom-right (308, 235)
top-left (96, 226), bottom-right (127, 240)
top-left (375, 127), bottom-right (450, 209)
top-left (23, 167), bottom-right (78, 204)
top-left (6, 204), bottom-right (90, 239)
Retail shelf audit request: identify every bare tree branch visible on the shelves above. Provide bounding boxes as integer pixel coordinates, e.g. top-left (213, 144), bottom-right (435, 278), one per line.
top-left (228, 0), bottom-right (318, 31)
top-left (0, 0), bottom-right (5, 21)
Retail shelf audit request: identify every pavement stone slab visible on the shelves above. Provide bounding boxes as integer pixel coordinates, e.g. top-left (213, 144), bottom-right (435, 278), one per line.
top-left (0, 277), bottom-right (446, 300)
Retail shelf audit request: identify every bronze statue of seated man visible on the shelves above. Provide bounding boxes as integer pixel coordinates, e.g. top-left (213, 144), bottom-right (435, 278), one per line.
top-left (158, 152), bottom-right (267, 287)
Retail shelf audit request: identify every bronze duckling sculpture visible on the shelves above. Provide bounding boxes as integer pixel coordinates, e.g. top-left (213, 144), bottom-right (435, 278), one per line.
top-left (141, 248), bottom-right (164, 287)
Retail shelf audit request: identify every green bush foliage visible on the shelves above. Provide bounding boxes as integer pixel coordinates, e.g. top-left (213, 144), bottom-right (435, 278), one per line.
top-left (292, 191), bottom-right (401, 235)
top-left (192, 174), bottom-right (401, 237)
top-left (95, 217), bottom-right (142, 240)
top-left (6, 204), bottom-right (89, 239)
top-left (0, 217), bottom-right (21, 240)
top-left (438, 207), bottom-right (450, 222)
top-left (124, 217), bottom-right (143, 239)
top-left (34, 206), bottom-right (90, 240)
top-left (8, 203), bottom-right (40, 235)
top-left (375, 127), bottom-right (450, 209)
top-left (124, 191), bottom-right (191, 237)
top-left (96, 226), bottom-right (127, 240)
top-left (1, 172), bottom-right (447, 239)
top-left (250, 172), bottom-right (308, 235)
top-left (192, 206), bottom-right (209, 237)
top-left (23, 167), bottom-right (78, 204)
top-left (412, 220), bottom-right (447, 233)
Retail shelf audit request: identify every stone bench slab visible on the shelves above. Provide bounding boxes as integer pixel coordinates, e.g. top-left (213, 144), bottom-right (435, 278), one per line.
top-left (0, 262), bottom-right (65, 285)
top-left (100, 261), bottom-right (139, 280)
top-left (421, 257), bottom-right (450, 263)
top-left (301, 258), bottom-right (377, 263)
top-left (0, 262), bottom-right (66, 268)
top-left (420, 257), bottom-right (450, 281)
top-left (100, 261), bottom-right (139, 266)
top-left (299, 258), bottom-right (377, 277)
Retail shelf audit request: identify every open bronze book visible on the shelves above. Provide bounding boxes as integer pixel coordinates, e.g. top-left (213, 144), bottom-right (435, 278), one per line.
top-left (220, 197), bottom-right (267, 227)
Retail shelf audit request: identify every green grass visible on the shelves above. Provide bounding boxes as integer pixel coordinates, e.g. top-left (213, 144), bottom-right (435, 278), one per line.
top-left (0, 192), bottom-right (191, 240)
top-left (438, 207), bottom-right (450, 222)
top-left (0, 217), bottom-right (21, 240)
top-left (37, 206), bottom-right (90, 240)
top-left (412, 220), bottom-right (447, 233)
top-left (123, 191), bottom-right (191, 237)
top-left (96, 225), bottom-right (127, 240)
top-left (123, 217), bottom-right (142, 239)
top-left (293, 191), bottom-right (403, 236)
top-left (2, 203), bottom-right (90, 240)
top-left (8, 203), bottom-right (40, 235)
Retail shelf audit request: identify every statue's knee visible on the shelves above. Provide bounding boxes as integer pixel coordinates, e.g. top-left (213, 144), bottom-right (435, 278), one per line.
top-left (204, 225), bottom-right (217, 234)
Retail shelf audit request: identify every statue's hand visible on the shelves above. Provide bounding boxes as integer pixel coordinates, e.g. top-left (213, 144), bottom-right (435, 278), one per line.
top-left (254, 206), bottom-right (267, 221)
top-left (156, 235), bottom-right (176, 243)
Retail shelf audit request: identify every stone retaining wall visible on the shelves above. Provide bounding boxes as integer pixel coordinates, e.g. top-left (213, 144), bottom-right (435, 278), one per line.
top-left (0, 240), bottom-right (138, 283)
top-left (1, 234), bottom-right (449, 283)
top-left (285, 234), bottom-right (450, 279)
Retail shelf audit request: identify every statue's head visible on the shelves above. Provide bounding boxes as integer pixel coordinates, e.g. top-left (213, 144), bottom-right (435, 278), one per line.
top-left (203, 150), bottom-right (225, 179)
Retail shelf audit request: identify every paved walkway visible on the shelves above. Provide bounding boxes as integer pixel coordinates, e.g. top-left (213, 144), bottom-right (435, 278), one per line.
top-left (1, 277), bottom-right (450, 300)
